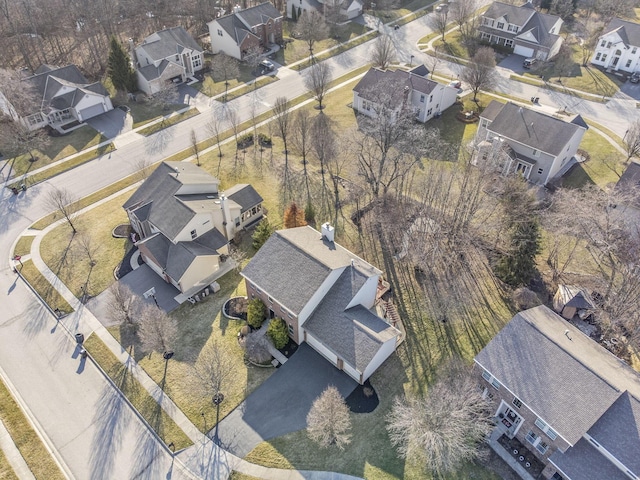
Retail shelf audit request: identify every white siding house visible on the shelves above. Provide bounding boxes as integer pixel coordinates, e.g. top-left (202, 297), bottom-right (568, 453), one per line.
top-left (591, 18), bottom-right (640, 73)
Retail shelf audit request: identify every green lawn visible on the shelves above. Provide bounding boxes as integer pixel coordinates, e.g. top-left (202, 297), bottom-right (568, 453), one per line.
top-left (5, 126), bottom-right (106, 178)
top-left (0, 378), bottom-right (65, 480)
top-left (105, 270), bottom-right (275, 432)
top-left (39, 193), bottom-right (131, 299)
top-left (83, 334), bottom-right (193, 451)
top-left (130, 102), bottom-right (187, 128)
top-left (561, 129), bottom-right (626, 188)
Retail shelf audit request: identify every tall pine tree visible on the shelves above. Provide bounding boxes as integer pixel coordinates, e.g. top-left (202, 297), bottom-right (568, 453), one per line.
top-left (108, 36), bottom-right (137, 93)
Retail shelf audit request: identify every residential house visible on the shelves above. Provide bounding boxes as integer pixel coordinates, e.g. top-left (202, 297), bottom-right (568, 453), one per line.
top-left (123, 161), bottom-right (263, 298)
top-left (241, 224), bottom-right (402, 384)
top-left (0, 64), bottom-right (113, 132)
top-left (286, 0), bottom-right (363, 21)
top-left (591, 18), bottom-right (640, 74)
top-left (208, 2), bottom-right (283, 61)
top-left (352, 66), bottom-right (458, 123)
top-left (474, 100), bottom-right (588, 185)
top-left (475, 305), bottom-right (640, 480)
top-left (132, 27), bottom-right (204, 95)
top-left (479, 1), bottom-right (563, 60)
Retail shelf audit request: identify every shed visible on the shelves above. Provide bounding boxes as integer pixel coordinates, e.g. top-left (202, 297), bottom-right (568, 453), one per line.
top-left (553, 285), bottom-right (595, 320)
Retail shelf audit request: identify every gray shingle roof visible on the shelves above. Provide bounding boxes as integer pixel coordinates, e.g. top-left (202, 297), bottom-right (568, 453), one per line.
top-left (138, 232), bottom-right (171, 270)
top-left (216, 14), bottom-right (254, 45)
top-left (586, 392), bottom-right (640, 474)
top-left (603, 18), bottom-right (640, 48)
top-left (482, 1), bottom-right (536, 26)
top-left (353, 67), bottom-right (439, 100)
top-left (138, 59), bottom-right (185, 82)
top-left (235, 2), bottom-right (282, 27)
top-left (475, 306), bottom-right (623, 445)
top-left (516, 11), bottom-right (561, 49)
top-left (137, 27), bottom-right (202, 62)
top-left (304, 267), bottom-right (400, 372)
top-left (25, 64), bottom-right (109, 111)
top-left (482, 101), bottom-right (586, 156)
top-left (555, 285), bottom-right (595, 309)
top-left (241, 230), bottom-right (331, 314)
top-left (548, 438), bottom-right (629, 480)
top-left (224, 184), bottom-right (263, 212)
top-left (242, 226), bottom-right (381, 315)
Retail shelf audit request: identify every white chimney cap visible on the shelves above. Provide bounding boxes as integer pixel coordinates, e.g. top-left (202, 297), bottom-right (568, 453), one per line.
top-left (321, 222), bottom-right (335, 243)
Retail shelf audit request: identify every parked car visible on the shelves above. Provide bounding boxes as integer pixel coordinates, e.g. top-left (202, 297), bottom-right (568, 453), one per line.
top-left (449, 80), bottom-right (462, 89)
top-left (630, 72), bottom-right (640, 83)
top-left (523, 58), bottom-right (537, 69)
top-left (260, 59), bottom-right (275, 72)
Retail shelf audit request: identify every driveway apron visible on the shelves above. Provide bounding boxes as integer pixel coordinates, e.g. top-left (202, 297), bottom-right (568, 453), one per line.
top-left (216, 343), bottom-right (357, 457)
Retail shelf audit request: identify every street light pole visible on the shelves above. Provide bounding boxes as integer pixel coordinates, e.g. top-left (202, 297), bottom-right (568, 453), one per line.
top-left (212, 392), bottom-right (224, 444)
top-left (410, 55), bottom-right (414, 67)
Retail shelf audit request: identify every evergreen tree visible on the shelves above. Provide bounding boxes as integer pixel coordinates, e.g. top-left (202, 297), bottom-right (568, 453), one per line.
top-left (108, 36), bottom-right (137, 93)
top-left (267, 318), bottom-right (289, 349)
top-left (252, 218), bottom-right (275, 250)
top-left (284, 202), bottom-right (307, 228)
top-left (495, 220), bottom-right (541, 287)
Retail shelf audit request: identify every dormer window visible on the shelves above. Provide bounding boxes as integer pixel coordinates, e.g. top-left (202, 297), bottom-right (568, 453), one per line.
top-left (497, 21), bottom-right (504, 29)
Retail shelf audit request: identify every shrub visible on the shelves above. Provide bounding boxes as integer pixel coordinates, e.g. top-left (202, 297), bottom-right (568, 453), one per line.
top-left (244, 332), bottom-right (273, 364)
top-left (237, 133), bottom-right (254, 149)
top-left (252, 217), bottom-right (274, 250)
top-left (267, 318), bottom-right (289, 349)
top-left (258, 132), bottom-right (272, 147)
top-left (247, 298), bottom-right (267, 328)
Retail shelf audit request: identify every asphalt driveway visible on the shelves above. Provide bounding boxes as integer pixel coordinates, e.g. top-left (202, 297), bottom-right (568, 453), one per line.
top-left (498, 54), bottom-right (530, 74)
top-left (215, 343), bottom-right (358, 457)
top-left (86, 108), bottom-right (130, 139)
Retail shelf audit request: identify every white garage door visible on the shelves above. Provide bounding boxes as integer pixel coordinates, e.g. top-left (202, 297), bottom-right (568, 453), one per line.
top-left (79, 103), bottom-right (106, 121)
top-left (514, 45), bottom-right (534, 58)
top-left (305, 333), bottom-right (338, 365)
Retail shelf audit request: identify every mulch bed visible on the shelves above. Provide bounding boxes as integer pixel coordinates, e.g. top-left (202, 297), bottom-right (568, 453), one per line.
top-left (113, 224), bottom-right (132, 238)
top-left (346, 380), bottom-right (379, 413)
top-left (114, 246), bottom-right (141, 279)
top-left (278, 338), bottom-right (298, 358)
top-left (224, 297), bottom-right (248, 320)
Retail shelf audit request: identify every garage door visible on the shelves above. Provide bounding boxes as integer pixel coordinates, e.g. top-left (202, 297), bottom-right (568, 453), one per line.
top-left (514, 45), bottom-right (534, 58)
top-left (79, 103), bottom-right (105, 121)
top-left (305, 332), bottom-right (338, 365)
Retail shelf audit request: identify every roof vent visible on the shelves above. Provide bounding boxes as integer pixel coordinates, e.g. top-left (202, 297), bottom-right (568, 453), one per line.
top-left (321, 222), bottom-right (335, 243)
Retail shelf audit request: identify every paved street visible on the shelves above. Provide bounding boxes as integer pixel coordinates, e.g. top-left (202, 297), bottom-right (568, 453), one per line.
top-left (1, 5), bottom-right (640, 479)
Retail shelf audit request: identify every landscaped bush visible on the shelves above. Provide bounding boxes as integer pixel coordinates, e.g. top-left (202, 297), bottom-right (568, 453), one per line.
top-left (237, 133), bottom-right (254, 149)
top-left (244, 332), bottom-right (272, 364)
top-left (258, 133), bottom-right (272, 147)
top-left (247, 298), bottom-right (267, 328)
top-left (267, 318), bottom-right (289, 349)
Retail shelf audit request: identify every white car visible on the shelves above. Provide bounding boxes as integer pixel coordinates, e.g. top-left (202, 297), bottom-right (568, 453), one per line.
top-left (260, 59), bottom-right (275, 72)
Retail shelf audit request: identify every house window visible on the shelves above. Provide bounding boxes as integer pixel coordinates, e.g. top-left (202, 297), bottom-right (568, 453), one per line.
top-left (552, 474), bottom-right (564, 480)
top-left (429, 95), bottom-right (433, 102)
top-left (516, 162), bottom-right (531, 178)
top-left (512, 397), bottom-right (522, 409)
top-left (536, 441), bottom-right (548, 454)
top-left (288, 323), bottom-right (294, 335)
top-left (193, 56), bottom-right (202, 68)
top-left (256, 287), bottom-right (262, 294)
top-left (633, 47), bottom-right (638, 54)
top-left (595, 53), bottom-right (601, 61)
top-left (626, 59), bottom-right (632, 68)
top-left (607, 42), bottom-right (612, 48)
top-left (497, 22), bottom-right (504, 29)
top-left (482, 370), bottom-right (491, 382)
top-left (508, 24), bottom-right (518, 33)
top-left (363, 100), bottom-right (372, 111)
top-left (484, 18), bottom-right (494, 27)
top-left (535, 418), bottom-right (558, 440)
top-left (267, 296), bottom-right (273, 304)
top-left (427, 108), bottom-right (432, 116)
top-left (600, 40), bottom-right (606, 47)
top-left (482, 370), bottom-right (501, 390)
top-left (420, 94), bottom-right (425, 103)
top-left (217, 29), bottom-right (223, 36)
top-left (537, 168), bottom-right (543, 175)
top-left (190, 229), bottom-right (197, 239)
top-left (505, 39), bottom-right (513, 48)
top-left (602, 54), bottom-right (607, 61)
top-left (175, 54), bottom-right (179, 62)
top-left (235, 217), bottom-right (240, 227)
top-left (526, 430), bottom-right (538, 445)
top-left (532, 148), bottom-right (539, 157)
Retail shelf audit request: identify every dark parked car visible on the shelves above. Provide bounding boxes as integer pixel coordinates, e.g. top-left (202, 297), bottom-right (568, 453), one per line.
top-left (630, 72), bottom-right (640, 83)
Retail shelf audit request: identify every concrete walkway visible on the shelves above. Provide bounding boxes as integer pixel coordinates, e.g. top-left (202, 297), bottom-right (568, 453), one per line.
top-left (15, 186), bottom-right (364, 479)
top-left (0, 418), bottom-right (36, 480)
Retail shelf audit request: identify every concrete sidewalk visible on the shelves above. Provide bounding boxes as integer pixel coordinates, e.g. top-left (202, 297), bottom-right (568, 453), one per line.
top-left (0, 418), bottom-right (36, 480)
top-left (18, 189), bottom-right (365, 479)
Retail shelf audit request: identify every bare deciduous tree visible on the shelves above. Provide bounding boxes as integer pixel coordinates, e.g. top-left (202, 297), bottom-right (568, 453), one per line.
top-left (577, 18), bottom-right (604, 66)
top-left (211, 53), bottom-right (240, 100)
top-left (106, 282), bottom-right (141, 325)
top-left (371, 34), bottom-right (396, 70)
top-left (207, 103), bottom-right (227, 175)
top-left (273, 96), bottom-right (292, 201)
top-left (449, 0), bottom-right (478, 53)
top-left (76, 232), bottom-right (100, 267)
top-left (137, 304), bottom-right (178, 355)
top-left (296, 10), bottom-right (328, 58)
top-left (428, 8), bottom-right (448, 42)
top-left (386, 359), bottom-right (493, 476)
top-left (190, 128), bottom-right (201, 166)
top-left (0, 68), bottom-right (39, 118)
top-left (306, 385), bottom-right (352, 449)
top-left (292, 109), bottom-right (313, 204)
top-left (426, 45), bottom-right (443, 79)
top-left (623, 119), bottom-right (640, 161)
top-left (133, 157), bottom-right (155, 182)
top-left (311, 112), bottom-right (338, 219)
top-left (460, 46), bottom-right (497, 103)
top-left (304, 61), bottom-right (333, 110)
top-left (44, 186), bottom-right (80, 234)
top-left (0, 118), bottom-right (50, 163)
top-left (191, 340), bottom-right (234, 399)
